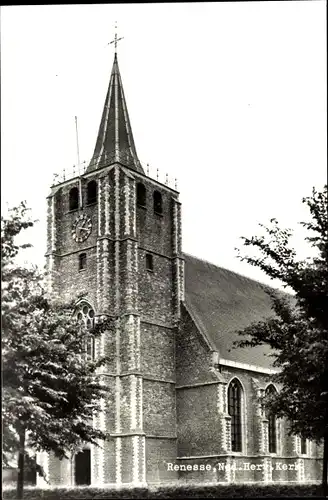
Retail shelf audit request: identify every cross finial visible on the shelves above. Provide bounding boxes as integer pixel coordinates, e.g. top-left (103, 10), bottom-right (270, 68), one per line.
top-left (109, 22), bottom-right (124, 53)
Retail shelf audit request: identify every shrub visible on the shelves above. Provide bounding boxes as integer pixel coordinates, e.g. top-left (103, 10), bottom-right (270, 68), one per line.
top-left (2, 483), bottom-right (324, 500)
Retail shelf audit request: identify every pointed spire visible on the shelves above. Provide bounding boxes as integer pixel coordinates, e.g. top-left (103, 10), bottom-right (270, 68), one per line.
top-left (87, 37), bottom-right (144, 173)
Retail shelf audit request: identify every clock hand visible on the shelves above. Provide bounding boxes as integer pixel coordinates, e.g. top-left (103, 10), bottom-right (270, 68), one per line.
top-left (79, 227), bottom-right (89, 231)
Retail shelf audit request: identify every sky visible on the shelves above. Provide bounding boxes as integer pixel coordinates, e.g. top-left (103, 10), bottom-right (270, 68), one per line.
top-left (1, 2), bottom-right (327, 288)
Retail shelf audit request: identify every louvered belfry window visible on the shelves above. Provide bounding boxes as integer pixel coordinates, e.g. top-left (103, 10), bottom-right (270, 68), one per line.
top-left (87, 180), bottom-right (97, 205)
top-left (136, 182), bottom-right (146, 207)
top-left (153, 190), bottom-right (163, 214)
top-left (228, 379), bottom-right (242, 452)
top-left (69, 187), bottom-right (79, 211)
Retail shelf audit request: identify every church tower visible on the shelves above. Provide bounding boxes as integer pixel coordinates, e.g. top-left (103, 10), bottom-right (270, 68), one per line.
top-left (44, 45), bottom-right (184, 485)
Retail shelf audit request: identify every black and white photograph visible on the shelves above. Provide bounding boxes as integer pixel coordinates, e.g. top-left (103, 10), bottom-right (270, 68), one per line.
top-left (1, 2), bottom-right (327, 499)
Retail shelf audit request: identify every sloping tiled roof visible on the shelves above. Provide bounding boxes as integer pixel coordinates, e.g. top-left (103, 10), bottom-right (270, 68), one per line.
top-left (183, 253), bottom-right (279, 370)
top-left (87, 54), bottom-right (144, 174)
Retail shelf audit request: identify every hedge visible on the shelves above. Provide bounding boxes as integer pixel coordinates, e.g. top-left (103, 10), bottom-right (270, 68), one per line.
top-left (2, 483), bottom-right (324, 499)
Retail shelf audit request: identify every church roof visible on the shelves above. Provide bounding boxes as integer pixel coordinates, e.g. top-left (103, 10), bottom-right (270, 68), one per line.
top-left (183, 253), bottom-right (279, 370)
top-left (87, 53), bottom-right (144, 174)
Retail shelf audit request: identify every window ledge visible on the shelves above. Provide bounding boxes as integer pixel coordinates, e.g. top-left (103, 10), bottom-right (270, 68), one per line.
top-left (154, 211), bottom-right (163, 217)
top-left (86, 201), bottom-right (97, 207)
top-left (137, 204), bottom-right (147, 210)
top-left (79, 268), bottom-right (86, 272)
top-left (146, 268), bottom-right (154, 273)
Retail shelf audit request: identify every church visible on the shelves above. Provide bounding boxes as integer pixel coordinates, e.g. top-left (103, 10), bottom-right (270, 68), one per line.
top-left (41, 45), bottom-right (322, 487)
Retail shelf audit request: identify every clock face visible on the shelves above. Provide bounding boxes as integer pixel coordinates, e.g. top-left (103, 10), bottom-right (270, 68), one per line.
top-left (72, 214), bottom-right (92, 243)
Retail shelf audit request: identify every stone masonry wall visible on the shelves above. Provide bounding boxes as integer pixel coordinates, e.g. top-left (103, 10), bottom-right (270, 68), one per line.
top-left (141, 323), bottom-right (175, 380)
top-left (177, 384), bottom-right (221, 457)
top-left (146, 438), bottom-right (178, 483)
top-left (176, 304), bottom-right (216, 386)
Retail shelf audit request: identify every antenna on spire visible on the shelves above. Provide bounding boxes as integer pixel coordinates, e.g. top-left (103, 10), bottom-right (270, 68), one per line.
top-left (75, 116), bottom-right (83, 209)
top-left (109, 22), bottom-right (124, 54)
top-left (75, 116), bottom-right (81, 167)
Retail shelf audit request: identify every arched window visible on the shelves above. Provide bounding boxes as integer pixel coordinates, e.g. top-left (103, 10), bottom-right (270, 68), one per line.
top-left (228, 379), bottom-right (242, 452)
top-left (74, 302), bottom-right (95, 359)
top-left (87, 180), bottom-right (97, 205)
top-left (266, 385), bottom-right (277, 453)
top-left (136, 183), bottom-right (146, 207)
top-left (69, 187), bottom-right (79, 211)
top-left (153, 190), bottom-right (163, 214)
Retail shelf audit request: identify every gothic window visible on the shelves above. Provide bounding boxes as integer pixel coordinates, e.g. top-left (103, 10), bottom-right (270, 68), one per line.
top-left (146, 253), bottom-right (153, 271)
top-left (153, 190), bottom-right (163, 215)
top-left (228, 378), bottom-right (242, 452)
top-left (136, 182), bottom-right (146, 207)
top-left (266, 385), bottom-right (277, 453)
top-left (69, 187), bottom-right (79, 211)
top-left (74, 449), bottom-right (91, 485)
top-left (87, 180), bottom-right (97, 205)
top-left (75, 302), bottom-right (95, 359)
top-left (301, 438), bottom-right (307, 455)
top-left (79, 253), bottom-right (87, 271)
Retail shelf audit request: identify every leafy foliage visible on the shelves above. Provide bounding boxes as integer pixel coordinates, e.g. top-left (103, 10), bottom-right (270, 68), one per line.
top-left (2, 202), bottom-right (111, 475)
top-left (2, 484), bottom-right (325, 499)
top-left (234, 186), bottom-right (328, 445)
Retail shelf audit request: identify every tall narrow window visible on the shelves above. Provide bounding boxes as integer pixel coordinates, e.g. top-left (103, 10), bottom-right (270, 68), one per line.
top-left (228, 379), bottom-right (242, 452)
top-left (75, 449), bottom-right (91, 485)
top-left (301, 438), bottom-right (307, 455)
top-left (87, 180), bottom-right (97, 205)
top-left (69, 187), bottom-right (79, 211)
top-left (146, 253), bottom-right (153, 271)
top-left (266, 385), bottom-right (277, 453)
top-left (153, 190), bottom-right (163, 214)
top-left (79, 253), bottom-right (87, 271)
top-left (136, 183), bottom-right (146, 207)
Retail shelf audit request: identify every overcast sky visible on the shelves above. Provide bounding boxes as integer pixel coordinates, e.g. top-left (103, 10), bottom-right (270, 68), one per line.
top-left (1, 2), bottom-right (327, 288)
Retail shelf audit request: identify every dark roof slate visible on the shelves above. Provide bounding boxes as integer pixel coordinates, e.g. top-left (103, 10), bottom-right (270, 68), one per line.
top-left (183, 253), bottom-right (278, 370)
top-left (87, 54), bottom-right (144, 174)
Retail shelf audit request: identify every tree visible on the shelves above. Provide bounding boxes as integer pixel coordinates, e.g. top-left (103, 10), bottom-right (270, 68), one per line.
top-left (234, 186), bottom-right (328, 494)
top-left (2, 202), bottom-right (112, 499)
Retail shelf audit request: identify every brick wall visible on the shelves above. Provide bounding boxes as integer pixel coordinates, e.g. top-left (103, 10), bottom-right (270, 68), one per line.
top-left (141, 323), bottom-right (175, 380)
top-left (177, 384), bottom-right (221, 457)
top-left (143, 380), bottom-right (176, 436)
top-left (138, 253), bottom-right (174, 324)
top-left (146, 438), bottom-right (178, 483)
top-left (135, 184), bottom-right (174, 256)
top-left (176, 305), bottom-right (216, 386)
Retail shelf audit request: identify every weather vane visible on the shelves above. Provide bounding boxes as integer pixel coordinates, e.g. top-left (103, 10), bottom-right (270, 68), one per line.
top-left (109, 22), bottom-right (124, 53)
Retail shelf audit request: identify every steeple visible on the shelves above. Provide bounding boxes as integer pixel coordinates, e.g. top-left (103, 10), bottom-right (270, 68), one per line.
top-left (87, 52), bottom-right (144, 173)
